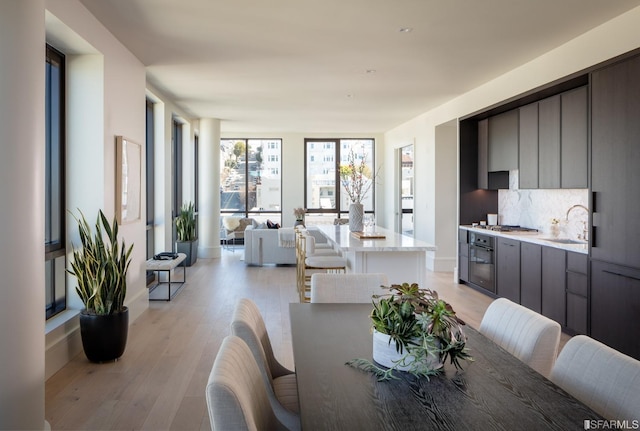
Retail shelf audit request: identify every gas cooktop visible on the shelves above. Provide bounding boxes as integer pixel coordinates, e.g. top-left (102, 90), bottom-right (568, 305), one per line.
top-left (475, 225), bottom-right (538, 232)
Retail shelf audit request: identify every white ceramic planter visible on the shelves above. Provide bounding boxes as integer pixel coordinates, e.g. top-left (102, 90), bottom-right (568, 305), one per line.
top-left (372, 330), bottom-right (441, 371)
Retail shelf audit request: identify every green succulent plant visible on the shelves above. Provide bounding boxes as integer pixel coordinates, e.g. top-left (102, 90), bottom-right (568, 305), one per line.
top-left (348, 282), bottom-right (472, 381)
top-left (67, 210), bottom-right (133, 315)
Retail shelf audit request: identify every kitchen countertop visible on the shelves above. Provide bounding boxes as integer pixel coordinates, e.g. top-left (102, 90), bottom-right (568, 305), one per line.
top-left (460, 225), bottom-right (588, 254)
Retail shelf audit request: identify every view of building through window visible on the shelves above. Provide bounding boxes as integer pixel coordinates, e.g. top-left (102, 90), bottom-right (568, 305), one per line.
top-left (220, 138), bottom-right (282, 224)
top-left (305, 138), bottom-right (375, 225)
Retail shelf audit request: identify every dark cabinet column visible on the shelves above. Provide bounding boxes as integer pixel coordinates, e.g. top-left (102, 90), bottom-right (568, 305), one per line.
top-left (565, 252), bottom-right (588, 335)
top-left (496, 237), bottom-right (521, 303)
top-left (560, 86), bottom-right (588, 188)
top-left (538, 95), bottom-right (561, 188)
top-left (519, 103), bottom-right (539, 189)
top-left (541, 246), bottom-right (566, 325)
top-left (520, 242), bottom-right (542, 313)
top-left (459, 229), bottom-right (469, 282)
top-left (591, 54), bottom-right (640, 267)
top-left (477, 119), bottom-right (488, 190)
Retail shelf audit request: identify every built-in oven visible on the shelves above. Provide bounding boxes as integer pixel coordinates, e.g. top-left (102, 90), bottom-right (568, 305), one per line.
top-left (468, 232), bottom-right (495, 293)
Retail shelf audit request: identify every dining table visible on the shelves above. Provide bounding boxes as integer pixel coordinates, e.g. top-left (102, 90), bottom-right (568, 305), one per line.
top-left (289, 303), bottom-right (602, 430)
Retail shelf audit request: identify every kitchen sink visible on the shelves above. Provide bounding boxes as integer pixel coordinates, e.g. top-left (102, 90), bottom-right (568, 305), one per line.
top-left (543, 238), bottom-right (586, 245)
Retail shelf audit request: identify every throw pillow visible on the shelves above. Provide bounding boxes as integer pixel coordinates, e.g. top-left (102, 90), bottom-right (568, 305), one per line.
top-left (223, 216), bottom-right (240, 231)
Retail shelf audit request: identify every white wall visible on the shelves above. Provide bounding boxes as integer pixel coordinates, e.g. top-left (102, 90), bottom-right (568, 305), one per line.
top-left (383, 5), bottom-right (640, 272)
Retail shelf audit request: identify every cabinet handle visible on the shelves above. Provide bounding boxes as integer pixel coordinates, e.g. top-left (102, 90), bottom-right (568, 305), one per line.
top-left (603, 269), bottom-right (640, 281)
top-left (592, 191), bottom-right (597, 213)
top-left (591, 226), bottom-right (597, 248)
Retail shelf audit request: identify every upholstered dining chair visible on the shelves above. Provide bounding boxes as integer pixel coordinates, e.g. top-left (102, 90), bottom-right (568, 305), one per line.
top-left (230, 298), bottom-right (300, 418)
top-left (206, 335), bottom-right (300, 431)
top-left (310, 273), bottom-right (389, 303)
top-left (479, 297), bottom-right (561, 378)
top-left (549, 335), bottom-right (640, 421)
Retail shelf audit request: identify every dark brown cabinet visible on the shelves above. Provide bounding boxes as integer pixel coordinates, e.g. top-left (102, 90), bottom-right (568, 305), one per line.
top-left (518, 103), bottom-right (539, 189)
top-left (591, 260), bottom-right (640, 360)
top-left (477, 119), bottom-right (489, 190)
top-left (488, 110), bottom-right (519, 172)
top-left (496, 237), bottom-right (520, 303)
top-left (520, 242), bottom-right (542, 313)
top-left (560, 87), bottom-right (588, 188)
top-left (538, 95), bottom-right (561, 189)
top-left (565, 252), bottom-right (588, 335)
top-left (459, 229), bottom-right (469, 282)
top-left (591, 54), bottom-right (640, 268)
top-left (541, 246), bottom-right (566, 325)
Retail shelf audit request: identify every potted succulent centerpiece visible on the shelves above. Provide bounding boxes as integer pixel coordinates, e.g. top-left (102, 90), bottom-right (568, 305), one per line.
top-left (68, 210), bottom-right (133, 363)
top-left (347, 283), bottom-right (472, 381)
top-left (176, 201), bottom-right (198, 266)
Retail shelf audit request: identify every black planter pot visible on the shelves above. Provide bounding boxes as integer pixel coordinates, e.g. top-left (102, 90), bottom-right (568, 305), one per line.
top-left (79, 307), bottom-right (129, 363)
top-left (177, 239), bottom-right (198, 266)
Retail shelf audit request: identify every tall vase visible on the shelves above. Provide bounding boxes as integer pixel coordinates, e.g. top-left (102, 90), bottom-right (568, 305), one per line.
top-left (349, 203), bottom-right (364, 232)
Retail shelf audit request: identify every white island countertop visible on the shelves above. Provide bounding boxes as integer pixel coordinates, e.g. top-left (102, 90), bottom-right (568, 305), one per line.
top-left (314, 224), bottom-right (436, 252)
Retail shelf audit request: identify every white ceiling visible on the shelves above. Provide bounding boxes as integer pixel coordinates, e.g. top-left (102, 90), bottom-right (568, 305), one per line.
top-left (79, 0), bottom-right (640, 133)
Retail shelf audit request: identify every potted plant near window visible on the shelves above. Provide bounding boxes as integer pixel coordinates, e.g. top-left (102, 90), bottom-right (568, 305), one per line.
top-left (68, 210), bottom-right (133, 363)
top-left (347, 282), bottom-right (472, 381)
top-left (176, 201), bottom-right (198, 266)
top-left (293, 207), bottom-right (306, 227)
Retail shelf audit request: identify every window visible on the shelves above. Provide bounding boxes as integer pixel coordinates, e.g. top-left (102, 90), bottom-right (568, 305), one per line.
top-left (172, 120), bottom-right (183, 244)
top-left (45, 45), bottom-right (66, 319)
top-left (304, 139), bottom-right (375, 222)
top-left (145, 99), bottom-right (155, 284)
top-left (220, 138), bottom-right (282, 224)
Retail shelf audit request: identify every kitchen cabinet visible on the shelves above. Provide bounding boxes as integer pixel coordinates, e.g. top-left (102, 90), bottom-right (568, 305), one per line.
top-left (565, 251), bottom-right (588, 335)
top-left (520, 242), bottom-right (542, 313)
top-left (458, 229), bottom-right (469, 282)
top-left (591, 260), bottom-right (640, 360)
top-left (541, 246), bottom-right (566, 325)
top-left (496, 237), bottom-right (520, 303)
top-left (518, 103), bottom-right (539, 189)
top-left (477, 119), bottom-right (489, 190)
top-left (488, 110), bottom-right (518, 172)
top-left (538, 95), bottom-right (561, 189)
top-left (591, 54), bottom-right (640, 268)
top-left (560, 86), bottom-right (588, 188)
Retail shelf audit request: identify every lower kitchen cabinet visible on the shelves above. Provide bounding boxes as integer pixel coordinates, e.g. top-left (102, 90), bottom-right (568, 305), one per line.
top-left (520, 242), bottom-right (542, 313)
top-left (496, 237), bottom-right (520, 303)
top-left (565, 252), bottom-right (588, 335)
top-left (541, 247), bottom-right (566, 326)
top-left (459, 229), bottom-right (469, 282)
top-left (591, 260), bottom-right (640, 360)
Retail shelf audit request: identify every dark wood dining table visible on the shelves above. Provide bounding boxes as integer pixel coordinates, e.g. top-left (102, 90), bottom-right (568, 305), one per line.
top-left (290, 303), bottom-right (602, 430)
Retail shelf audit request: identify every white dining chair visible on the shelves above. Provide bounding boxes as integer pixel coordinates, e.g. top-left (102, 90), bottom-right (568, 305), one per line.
top-left (206, 335), bottom-right (300, 431)
top-left (310, 273), bottom-right (389, 303)
top-left (231, 298), bottom-right (299, 415)
top-left (479, 297), bottom-right (561, 378)
top-left (549, 335), bottom-right (640, 421)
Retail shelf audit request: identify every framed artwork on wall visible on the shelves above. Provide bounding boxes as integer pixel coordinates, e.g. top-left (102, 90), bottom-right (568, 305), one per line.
top-left (116, 135), bottom-right (141, 224)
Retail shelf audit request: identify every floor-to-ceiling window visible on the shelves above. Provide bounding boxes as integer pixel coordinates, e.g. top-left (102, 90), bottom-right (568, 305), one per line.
top-left (145, 99), bottom-right (155, 283)
top-left (172, 120), bottom-right (183, 246)
top-left (220, 138), bottom-right (282, 224)
top-left (45, 45), bottom-right (66, 319)
top-left (304, 138), bottom-right (375, 224)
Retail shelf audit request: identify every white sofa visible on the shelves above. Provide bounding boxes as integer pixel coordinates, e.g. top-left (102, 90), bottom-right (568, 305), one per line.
top-left (244, 226), bottom-right (296, 265)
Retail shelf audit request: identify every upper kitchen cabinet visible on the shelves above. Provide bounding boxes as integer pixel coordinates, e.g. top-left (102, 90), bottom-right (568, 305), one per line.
top-left (519, 103), bottom-right (539, 189)
top-left (591, 54), bottom-right (640, 268)
top-left (538, 95), bottom-right (561, 188)
top-left (488, 110), bottom-right (519, 172)
top-left (561, 86), bottom-right (588, 188)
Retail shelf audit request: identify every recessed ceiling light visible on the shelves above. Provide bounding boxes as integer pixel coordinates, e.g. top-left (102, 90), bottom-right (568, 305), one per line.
top-left (346, 94), bottom-right (354, 98)
top-left (399, 27), bottom-right (413, 33)
top-left (366, 69), bottom-right (376, 74)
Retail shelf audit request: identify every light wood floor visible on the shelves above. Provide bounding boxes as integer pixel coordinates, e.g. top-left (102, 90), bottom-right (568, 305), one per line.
top-left (45, 248), bottom-right (569, 430)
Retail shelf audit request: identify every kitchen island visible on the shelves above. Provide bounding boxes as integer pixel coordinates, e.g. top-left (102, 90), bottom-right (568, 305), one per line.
top-left (314, 224), bottom-right (436, 285)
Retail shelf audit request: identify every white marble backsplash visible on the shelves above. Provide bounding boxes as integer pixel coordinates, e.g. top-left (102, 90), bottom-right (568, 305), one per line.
top-left (497, 170), bottom-right (589, 240)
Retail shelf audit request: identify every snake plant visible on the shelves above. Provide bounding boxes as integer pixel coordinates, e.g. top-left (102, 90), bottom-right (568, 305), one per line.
top-left (176, 202), bottom-right (197, 242)
top-left (68, 210), bottom-right (133, 315)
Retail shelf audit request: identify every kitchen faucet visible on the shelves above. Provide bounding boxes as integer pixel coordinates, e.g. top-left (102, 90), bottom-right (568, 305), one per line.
top-left (566, 204), bottom-right (589, 240)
